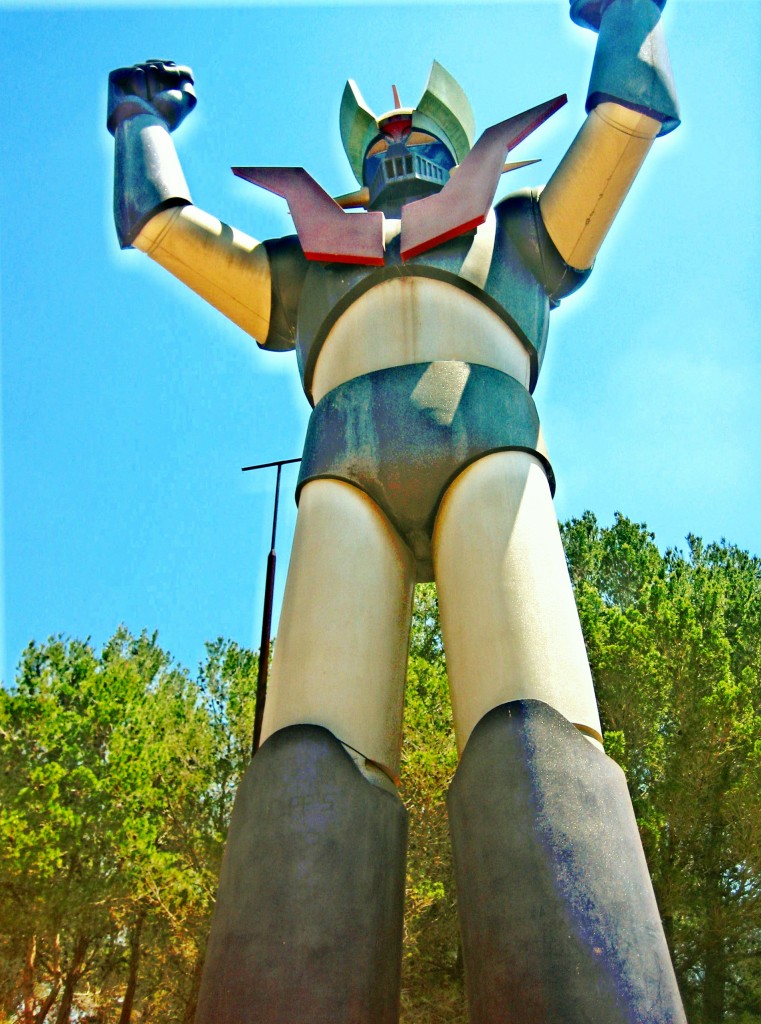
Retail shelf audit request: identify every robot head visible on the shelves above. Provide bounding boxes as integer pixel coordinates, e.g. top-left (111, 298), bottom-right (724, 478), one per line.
top-left (362, 113), bottom-right (457, 209)
top-left (340, 62), bottom-right (475, 212)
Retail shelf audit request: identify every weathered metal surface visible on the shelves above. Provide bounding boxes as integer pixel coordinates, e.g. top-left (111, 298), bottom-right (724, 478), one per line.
top-left (434, 455), bottom-right (603, 756)
top-left (258, 235), bottom-right (309, 352)
top-left (264, 190), bottom-right (588, 398)
top-left (307, 271), bottom-right (534, 405)
top-left (108, 61), bottom-right (196, 247)
top-left (489, 188), bottom-right (592, 335)
top-left (112, 117), bottom-right (192, 248)
top-left (298, 361), bottom-right (552, 580)
top-left (414, 60), bottom-right (475, 165)
top-left (448, 699), bottom-right (687, 1024)
top-left (340, 77), bottom-right (380, 183)
top-left (195, 724), bottom-right (407, 1024)
top-left (257, 479), bottom-right (415, 775)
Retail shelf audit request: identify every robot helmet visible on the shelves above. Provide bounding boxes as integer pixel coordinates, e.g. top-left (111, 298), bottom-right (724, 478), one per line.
top-left (340, 62), bottom-right (475, 209)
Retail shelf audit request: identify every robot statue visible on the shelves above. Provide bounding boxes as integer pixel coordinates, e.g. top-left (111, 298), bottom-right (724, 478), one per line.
top-left (107, 2), bottom-right (685, 1021)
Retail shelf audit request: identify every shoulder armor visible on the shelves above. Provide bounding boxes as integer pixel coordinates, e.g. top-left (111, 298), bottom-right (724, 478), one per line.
top-left (495, 189), bottom-right (593, 305)
top-left (262, 235), bottom-right (308, 352)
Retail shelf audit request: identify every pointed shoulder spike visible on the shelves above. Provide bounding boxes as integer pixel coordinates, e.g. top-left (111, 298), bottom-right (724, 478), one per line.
top-left (233, 166), bottom-right (384, 265)
top-left (401, 95), bottom-right (566, 261)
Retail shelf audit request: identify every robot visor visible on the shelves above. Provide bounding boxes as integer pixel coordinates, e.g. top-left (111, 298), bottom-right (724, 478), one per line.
top-left (364, 138), bottom-right (456, 205)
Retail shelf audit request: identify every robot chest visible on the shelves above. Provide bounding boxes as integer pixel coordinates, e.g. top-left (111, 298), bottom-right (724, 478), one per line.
top-left (294, 217), bottom-right (549, 397)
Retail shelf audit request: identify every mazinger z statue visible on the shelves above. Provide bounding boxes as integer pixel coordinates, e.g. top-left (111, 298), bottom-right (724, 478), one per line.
top-left (107, 1), bottom-right (685, 1021)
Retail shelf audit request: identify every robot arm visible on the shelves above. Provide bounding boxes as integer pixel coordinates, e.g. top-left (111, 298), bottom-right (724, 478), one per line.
top-left (108, 61), bottom-right (273, 344)
top-left (132, 203), bottom-right (272, 345)
top-left (539, 0), bottom-right (679, 270)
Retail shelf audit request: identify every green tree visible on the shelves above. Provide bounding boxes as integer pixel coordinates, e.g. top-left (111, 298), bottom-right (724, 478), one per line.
top-left (400, 585), bottom-right (464, 1023)
top-left (563, 513), bottom-right (761, 1024)
top-left (0, 633), bottom-right (139, 1023)
top-left (0, 630), bottom-right (258, 1024)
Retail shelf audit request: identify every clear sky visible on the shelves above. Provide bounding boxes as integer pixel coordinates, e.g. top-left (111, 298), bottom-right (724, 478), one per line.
top-left (1, 1), bottom-right (759, 687)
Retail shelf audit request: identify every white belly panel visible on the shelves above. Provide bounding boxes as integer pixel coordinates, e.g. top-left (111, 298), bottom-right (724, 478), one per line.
top-left (311, 276), bottom-right (531, 404)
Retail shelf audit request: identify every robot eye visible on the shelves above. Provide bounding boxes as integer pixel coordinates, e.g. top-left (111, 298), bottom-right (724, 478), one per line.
top-left (365, 138), bottom-right (389, 158)
top-left (406, 131), bottom-right (439, 146)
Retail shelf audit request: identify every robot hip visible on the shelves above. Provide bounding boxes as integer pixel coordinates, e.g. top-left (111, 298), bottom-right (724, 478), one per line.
top-left (297, 360), bottom-right (554, 581)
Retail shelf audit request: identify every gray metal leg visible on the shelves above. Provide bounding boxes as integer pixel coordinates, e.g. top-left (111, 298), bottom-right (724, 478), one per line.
top-left (447, 699), bottom-right (686, 1024)
top-left (196, 724), bottom-right (408, 1024)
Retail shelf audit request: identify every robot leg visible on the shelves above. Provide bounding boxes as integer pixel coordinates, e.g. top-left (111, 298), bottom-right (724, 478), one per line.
top-left (433, 452), bottom-right (685, 1021)
top-left (196, 479), bottom-right (414, 1023)
top-left (195, 723), bottom-right (408, 1024)
top-left (447, 700), bottom-right (686, 1023)
top-left (433, 451), bottom-right (604, 755)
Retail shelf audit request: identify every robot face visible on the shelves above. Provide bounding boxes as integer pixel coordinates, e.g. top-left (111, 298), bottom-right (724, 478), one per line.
top-left (363, 117), bottom-right (457, 210)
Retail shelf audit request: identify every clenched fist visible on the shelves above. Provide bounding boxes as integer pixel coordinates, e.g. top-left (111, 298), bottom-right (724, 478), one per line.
top-left (570, 0), bottom-right (666, 32)
top-left (107, 59), bottom-right (196, 135)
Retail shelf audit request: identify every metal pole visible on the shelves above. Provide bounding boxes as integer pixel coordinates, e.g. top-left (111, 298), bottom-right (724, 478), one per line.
top-left (242, 457), bottom-right (300, 756)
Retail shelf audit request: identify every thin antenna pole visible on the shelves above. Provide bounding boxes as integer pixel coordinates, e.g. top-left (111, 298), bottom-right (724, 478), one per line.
top-left (242, 457), bottom-right (301, 756)
top-left (242, 457), bottom-right (302, 473)
top-left (270, 462), bottom-right (282, 551)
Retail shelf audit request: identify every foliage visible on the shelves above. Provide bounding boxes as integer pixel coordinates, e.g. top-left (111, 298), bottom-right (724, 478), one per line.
top-left (401, 585), bottom-right (463, 1020)
top-left (2, 515), bottom-right (761, 1023)
top-left (562, 513), bottom-right (761, 1024)
top-left (0, 632), bottom-right (258, 1024)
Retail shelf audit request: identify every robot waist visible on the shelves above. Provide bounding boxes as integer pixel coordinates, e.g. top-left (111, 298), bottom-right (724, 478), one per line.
top-left (297, 361), bottom-right (553, 581)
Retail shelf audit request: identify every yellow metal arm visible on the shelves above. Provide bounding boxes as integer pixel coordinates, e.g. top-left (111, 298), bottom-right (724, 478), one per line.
top-left (539, 101), bottom-right (660, 271)
top-left (134, 204), bottom-right (272, 343)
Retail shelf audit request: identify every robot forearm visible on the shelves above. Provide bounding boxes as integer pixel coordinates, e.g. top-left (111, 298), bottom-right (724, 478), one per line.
top-left (112, 114), bottom-right (192, 248)
top-left (108, 61), bottom-right (197, 249)
top-left (586, 0), bottom-right (679, 135)
top-left (108, 60), bottom-right (274, 344)
top-left (540, 0), bottom-right (679, 269)
top-left (539, 103), bottom-right (659, 270)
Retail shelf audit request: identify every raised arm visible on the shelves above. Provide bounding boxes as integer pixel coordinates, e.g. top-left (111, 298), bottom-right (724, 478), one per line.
top-left (107, 61), bottom-right (273, 345)
top-left (539, 0), bottom-right (679, 270)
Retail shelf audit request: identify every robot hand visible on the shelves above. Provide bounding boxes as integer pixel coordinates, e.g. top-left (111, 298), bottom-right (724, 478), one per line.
top-left (107, 60), bottom-right (196, 135)
top-left (569, 0), bottom-right (666, 32)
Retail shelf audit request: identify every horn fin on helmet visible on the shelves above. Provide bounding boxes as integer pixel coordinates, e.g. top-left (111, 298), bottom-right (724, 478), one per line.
top-left (415, 60), bottom-right (475, 164)
top-left (340, 79), bottom-right (379, 184)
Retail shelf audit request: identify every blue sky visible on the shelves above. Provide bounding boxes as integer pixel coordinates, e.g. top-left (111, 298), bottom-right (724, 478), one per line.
top-left (1, 1), bottom-right (759, 686)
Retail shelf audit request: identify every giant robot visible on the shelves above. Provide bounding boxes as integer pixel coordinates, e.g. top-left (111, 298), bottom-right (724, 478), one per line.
top-left (108, 1), bottom-right (686, 1021)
